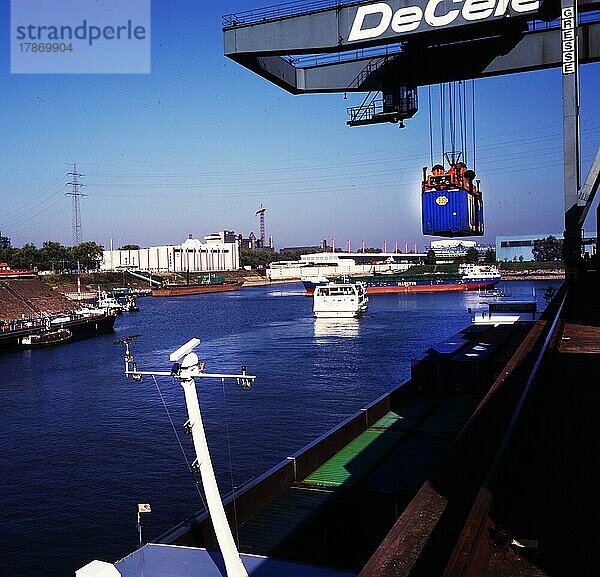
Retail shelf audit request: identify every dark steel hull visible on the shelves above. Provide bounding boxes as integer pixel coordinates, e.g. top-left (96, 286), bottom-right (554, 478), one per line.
top-left (152, 281), bottom-right (243, 297)
top-left (0, 313), bottom-right (116, 352)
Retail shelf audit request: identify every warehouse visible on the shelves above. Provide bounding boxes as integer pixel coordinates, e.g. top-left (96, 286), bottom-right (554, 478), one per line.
top-left (101, 232), bottom-right (239, 272)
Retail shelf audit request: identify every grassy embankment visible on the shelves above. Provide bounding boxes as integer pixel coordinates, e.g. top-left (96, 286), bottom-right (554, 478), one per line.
top-left (41, 269), bottom-right (265, 292)
top-left (403, 262), bottom-right (564, 278)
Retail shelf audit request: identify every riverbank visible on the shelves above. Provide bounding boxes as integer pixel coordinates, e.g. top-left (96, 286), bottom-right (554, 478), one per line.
top-left (498, 261), bottom-right (564, 281)
top-left (500, 270), bottom-right (564, 280)
top-left (40, 269), bottom-right (270, 294)
top-left (38, 266), bottom-right (566, 296)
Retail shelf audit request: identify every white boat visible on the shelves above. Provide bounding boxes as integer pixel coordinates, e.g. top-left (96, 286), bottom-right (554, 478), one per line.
top-left (121, 295), bottom-right (140, 312)
top-left (96, 289), bottom-right (124, 314)
top-left (458, 263), bottom-right (502, 285)
top-left (313, 281), bottom-right (368, 318)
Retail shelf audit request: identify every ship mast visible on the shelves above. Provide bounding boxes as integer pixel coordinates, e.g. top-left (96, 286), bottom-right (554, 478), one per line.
top-left (117, 337), bottom-right (255, 577)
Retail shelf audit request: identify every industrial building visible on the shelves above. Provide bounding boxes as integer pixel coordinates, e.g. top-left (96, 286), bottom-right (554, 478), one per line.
top-left (101, 232), bottom-right (240, 273)
top-left (430, 239), bottom-right (478, 260)
top-left (0, 231), bottom-right (10, 249)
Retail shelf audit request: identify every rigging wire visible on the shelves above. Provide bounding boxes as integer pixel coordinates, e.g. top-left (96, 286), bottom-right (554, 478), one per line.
top-left (221, 377), bottom-right (241, 548)
top-left (151, 374), bottom-right (208, 511)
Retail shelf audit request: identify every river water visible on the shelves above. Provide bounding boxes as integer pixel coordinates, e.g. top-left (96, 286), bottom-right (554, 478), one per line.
top-left (0, 280), bottom-right (557, 576)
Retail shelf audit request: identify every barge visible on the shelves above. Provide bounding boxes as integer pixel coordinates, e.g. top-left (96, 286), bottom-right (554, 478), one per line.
top-left (0, 309), bottom-right (116, 352)
top-left (152, 274), bottom-right (243, 297)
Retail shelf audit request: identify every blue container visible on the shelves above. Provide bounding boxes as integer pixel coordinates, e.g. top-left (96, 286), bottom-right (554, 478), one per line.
top-left (422, 188), bottom-right (484, 237)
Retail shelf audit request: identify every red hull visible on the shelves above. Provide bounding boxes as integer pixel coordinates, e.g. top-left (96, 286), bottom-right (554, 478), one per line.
top-left (152, 281), bottom-right (243, 297)
top-left (0, 270), bottom-right (37, 278)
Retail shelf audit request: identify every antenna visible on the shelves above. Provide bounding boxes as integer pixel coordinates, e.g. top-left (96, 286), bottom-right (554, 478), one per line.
top-left (115, 337), bottom-right (255, 577)
top-left (65, 163), bottom-right (86, 246)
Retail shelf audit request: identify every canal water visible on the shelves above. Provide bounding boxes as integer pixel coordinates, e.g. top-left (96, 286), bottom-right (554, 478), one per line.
top-left (0, 280), bottom-right (557, 576)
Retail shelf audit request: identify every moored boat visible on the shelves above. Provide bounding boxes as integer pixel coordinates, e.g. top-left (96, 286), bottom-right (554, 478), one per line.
top-left (302, 264), bottom-right (501, 296)
top-left (20, 328), bottom-right (71, 348)
top-left (96, 290), bottom-right (125, 314)
top-left (1, 309), bottom-right (116, 352)
top-left (121, 295), bottom-right (140, 312)
top-left (152, 274), bottom-right (243, 297)
top-left (0, 262), bottom-right (37, 278)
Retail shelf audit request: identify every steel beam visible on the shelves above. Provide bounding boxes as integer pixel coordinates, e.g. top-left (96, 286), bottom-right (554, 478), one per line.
top-left (223, 0), bottom-right (545, 56)
top-left (230, 23), bottom-right (600, 93)
top-left (578, 147), bottom-right (600, 227)
top-left (562, 0), bottom-right (582, 272)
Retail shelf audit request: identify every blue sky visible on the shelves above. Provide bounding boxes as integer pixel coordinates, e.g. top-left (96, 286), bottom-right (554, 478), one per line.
top-left (1, 0), bottom-right (598, 251)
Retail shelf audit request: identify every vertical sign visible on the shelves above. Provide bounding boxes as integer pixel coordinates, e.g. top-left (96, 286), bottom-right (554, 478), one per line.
top-left (561, 0), bottom-right (581, 271)
top-left (561, 6), bottom-right (577, 75)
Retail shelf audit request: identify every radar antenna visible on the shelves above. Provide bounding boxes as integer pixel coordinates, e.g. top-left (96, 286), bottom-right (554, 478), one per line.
top-left (115, 337), bottom-right (255, 577)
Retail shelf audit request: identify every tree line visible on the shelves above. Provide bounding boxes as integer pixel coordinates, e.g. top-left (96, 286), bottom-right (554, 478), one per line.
top-left (0, 241), bottom-right (104, 272)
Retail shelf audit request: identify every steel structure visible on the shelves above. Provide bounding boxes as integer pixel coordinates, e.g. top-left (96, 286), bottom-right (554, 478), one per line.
top-left (223, 0), bottom-right (600, 271)
top-left (255, 204), bottom-right (267, 248)
top-left (66, 163), bottom-right (86, 246)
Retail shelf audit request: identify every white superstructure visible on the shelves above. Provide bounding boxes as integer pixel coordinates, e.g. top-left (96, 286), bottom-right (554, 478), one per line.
top-left (313, 281), bottom-right (368, 318)
top-left (101, 232), bottom-right (240, 273)
top-left (268, 251), bottom-right (424, 281)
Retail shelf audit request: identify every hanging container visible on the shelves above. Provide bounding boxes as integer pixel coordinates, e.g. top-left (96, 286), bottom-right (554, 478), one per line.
top-left (421, 163), bottom-right (484, 237)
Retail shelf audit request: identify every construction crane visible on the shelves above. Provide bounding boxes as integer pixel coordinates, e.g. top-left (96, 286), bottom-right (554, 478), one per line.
top-left (255, 204), bottom-right (266, 248)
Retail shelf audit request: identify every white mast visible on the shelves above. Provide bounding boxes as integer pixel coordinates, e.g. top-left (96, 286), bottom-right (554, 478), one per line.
top-left (118, 337), bottom-right (254, 577)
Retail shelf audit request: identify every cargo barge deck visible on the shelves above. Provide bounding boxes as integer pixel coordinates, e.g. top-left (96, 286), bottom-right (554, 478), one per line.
top-left (144, 317), bottom-right (539, 573)
top-left (87, 278), bottom-right (600, 577)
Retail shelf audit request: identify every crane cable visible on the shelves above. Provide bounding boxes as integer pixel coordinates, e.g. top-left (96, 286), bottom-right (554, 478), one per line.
top-left (472, 79), bottom-right (477, 171)
top-left (431, 80), bottom-right (477, 169)
top-left (428, 85), bottom-right (434, 167)
top-left (440, 83), bottom-right (445, 167)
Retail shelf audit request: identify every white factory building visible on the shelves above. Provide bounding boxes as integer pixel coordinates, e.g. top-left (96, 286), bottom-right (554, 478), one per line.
top-left (101, 232), bottom-right (240, 272)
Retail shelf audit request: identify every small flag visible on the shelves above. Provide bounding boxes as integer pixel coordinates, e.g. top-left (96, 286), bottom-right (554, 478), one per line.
top-left (137, 503), bottom-right (151, 514)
